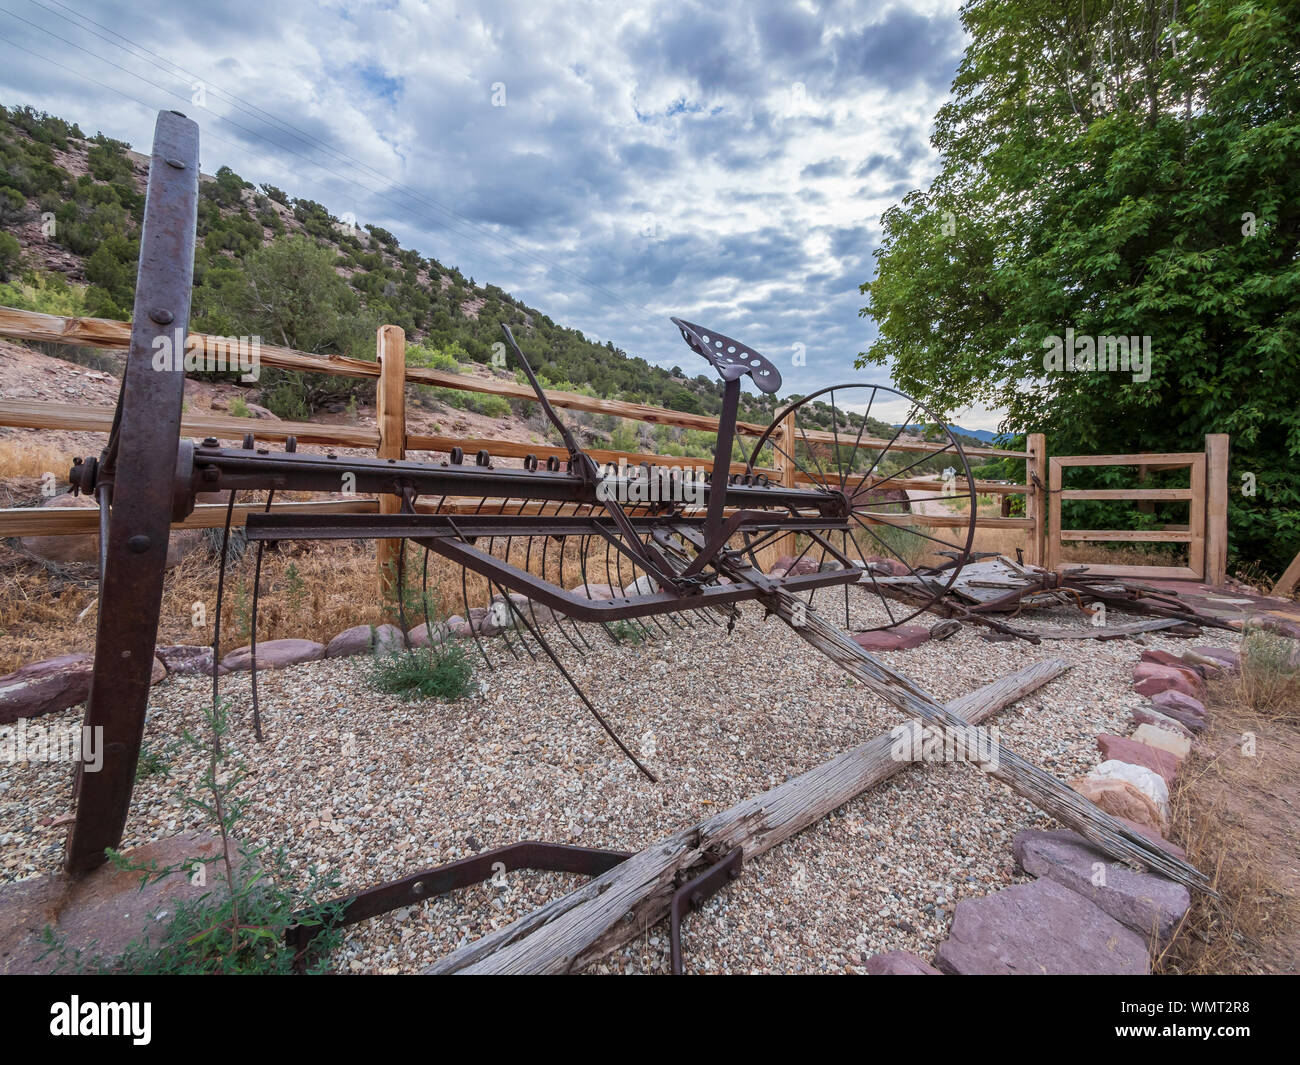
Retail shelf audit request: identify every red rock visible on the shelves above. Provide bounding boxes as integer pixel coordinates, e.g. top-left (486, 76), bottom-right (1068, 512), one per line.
top-left (852, 626), bottom-right (931, 651)
top-left (1012, 829), bottom-right (1190, 944)
top-left (1133, 662), bottom-right (1203, 699)
top-left (325, 623), bottom-right (404, 658)
top-left (220, 638), bottom-right (325, 672)
top-left (1140, 649), bottom-right (1207, 678)
top-left (150, 656), bottom-right (166, 686)
top-left (1185, 646), bottom-right (1240, 672)
top-left (1150, 690), bottom-right (1208, 733)
top-left (1096, 733), bottom-right (1181, 786)
top-left (0, 653), bottom-right (93, 724)
top-left (935, 878), bottom-right (1149, 975)
top-left (0, 831), bottom-right (244, 974)
top-left (862, 950), bottom-right (941, 975)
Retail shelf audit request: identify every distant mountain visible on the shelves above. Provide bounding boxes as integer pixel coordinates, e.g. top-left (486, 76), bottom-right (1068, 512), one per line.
top-left (893, 423), bottom-right (1006, 444)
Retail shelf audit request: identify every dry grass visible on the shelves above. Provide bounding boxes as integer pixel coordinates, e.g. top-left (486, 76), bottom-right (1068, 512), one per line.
top-left (1, 507), bottom-right (650, 674)
top-left (0, 439), bottom-right (73, 482)
top-left (1155, 641), bottom-right (1300, 974)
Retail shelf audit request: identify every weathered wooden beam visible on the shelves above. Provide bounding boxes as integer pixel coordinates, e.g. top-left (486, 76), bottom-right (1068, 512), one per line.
top-left (425, 657), bottom-right (1072, 974)
top-left (762, 590), bottom-right (1210, 891)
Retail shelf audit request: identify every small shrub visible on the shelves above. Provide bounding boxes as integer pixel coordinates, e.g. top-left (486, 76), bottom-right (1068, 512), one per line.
top-left (134, 742), bottom-right (172, 781)
top-left (229, 395), bottom-right (252, 418)
top-left (1239, 625), bottom-right (1300, 724)
top-left (368, 641), bottom-right (476, 701)
top-left (473, 394), bottom-right (512, 419)
top-left (609, 620), bottom-right (644, 645)
top-left (44, 699), bottom-right (346, 974)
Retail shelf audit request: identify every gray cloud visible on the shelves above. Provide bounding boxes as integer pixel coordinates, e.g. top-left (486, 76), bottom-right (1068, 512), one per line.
top-left (0, 0), bottom-right (978, 413)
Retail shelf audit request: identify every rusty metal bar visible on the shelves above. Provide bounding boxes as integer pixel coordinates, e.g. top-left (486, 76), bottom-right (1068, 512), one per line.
top-left (64, 111), bottom-right (200, 877)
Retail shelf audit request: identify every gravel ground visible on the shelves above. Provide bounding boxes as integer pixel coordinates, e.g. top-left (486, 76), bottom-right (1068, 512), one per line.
top-left (0, 592), bottom-right (1239, 974)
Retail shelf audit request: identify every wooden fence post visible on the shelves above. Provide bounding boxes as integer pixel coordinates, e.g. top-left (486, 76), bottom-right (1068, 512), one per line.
top-left (376, 325), bottom-right (406, 616)
top-left (1205, 433), bottom-right (1229, 587)
top-left (1025, 432), bottom-right (1047, 567)
top-left (774, 409), bottom-right (799, 563)
top-left (1045, 454), bottom-right (1062, 573)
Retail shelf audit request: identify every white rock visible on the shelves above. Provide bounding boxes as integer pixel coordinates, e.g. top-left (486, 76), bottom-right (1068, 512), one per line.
top-left (623, 576), bottom-right (658, 597)
top-left (1089, 759), bottom-right (1170, 815)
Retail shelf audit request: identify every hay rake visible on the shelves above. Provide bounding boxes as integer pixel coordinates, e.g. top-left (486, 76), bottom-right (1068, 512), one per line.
top-left (60, 113), bottom-right (1208, 968)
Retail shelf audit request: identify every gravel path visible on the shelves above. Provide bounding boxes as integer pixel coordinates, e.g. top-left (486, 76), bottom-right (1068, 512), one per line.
top-left (0, 593), bottom-right (1237, 973)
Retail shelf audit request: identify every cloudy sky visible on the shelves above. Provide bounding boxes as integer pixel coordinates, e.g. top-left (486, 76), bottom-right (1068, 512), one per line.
top-left (0, 0), bottom-right (1001, 428)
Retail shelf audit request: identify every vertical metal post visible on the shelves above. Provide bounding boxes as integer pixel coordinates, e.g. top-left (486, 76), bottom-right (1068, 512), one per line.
top-left (704, 378), bottom-right (741, 544)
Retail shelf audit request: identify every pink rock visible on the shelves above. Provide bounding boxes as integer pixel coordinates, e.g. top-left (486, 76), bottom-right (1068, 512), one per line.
top-left (0, 653), bottom-right (93, 724)
top-left (1140, 649), bottom-right (1207, 678)
top-left (446, 615), bottom-right (474, 638)
top-left (1150, 690), bottom-right (1207, 732)
top-left (1133, 662), bottom-right (1203, 700)
top-left (407, 622), bottom-right (449, 648)
top-left (853, 626), bottom-right (931, 652)
top-left (1012, 829), bottom-right (1190, 944)
top-left (569, 583), bottom-right (617, 600)
top-left (1096, 734), bottom-right (1181, 786)
top-left (1130, 704), bottom-right (1194, 739)
top-left (220, 639), bottom-right (325, 672)
top-left (1115, 816), bottom-right (1186, 858)
top-left (862, 950), bottom-right (941, 975)
top-left (935, 878), bottom-right (1149, 975)
top-left (325, 623), bottom-right (403, 658)
top-left (1186, 646), bottom-right (1240, 672)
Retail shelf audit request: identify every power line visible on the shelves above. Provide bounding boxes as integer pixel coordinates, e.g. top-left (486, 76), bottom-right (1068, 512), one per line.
top-left (13, 0), bottom-right (667, 333)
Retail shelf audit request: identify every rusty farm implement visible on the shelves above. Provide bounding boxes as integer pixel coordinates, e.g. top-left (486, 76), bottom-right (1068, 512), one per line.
top-left (57, 111), bottom-right (1210, 972)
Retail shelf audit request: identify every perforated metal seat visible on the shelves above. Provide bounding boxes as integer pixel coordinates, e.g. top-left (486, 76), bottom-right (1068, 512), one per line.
top-left (670, 317), bottom-right (782, 394)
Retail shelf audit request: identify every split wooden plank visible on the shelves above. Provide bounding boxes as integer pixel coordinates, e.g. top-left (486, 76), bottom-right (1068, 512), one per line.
top-left (426, 657), bottom-right (1071, 974)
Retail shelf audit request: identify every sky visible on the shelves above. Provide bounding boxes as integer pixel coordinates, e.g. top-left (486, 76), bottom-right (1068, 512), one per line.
top-left (0, 0), bottom-right (1006, 430)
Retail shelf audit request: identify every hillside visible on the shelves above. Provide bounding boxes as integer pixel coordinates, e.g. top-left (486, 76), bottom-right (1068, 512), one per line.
top-left (0, 103), bottom-right (968, 474)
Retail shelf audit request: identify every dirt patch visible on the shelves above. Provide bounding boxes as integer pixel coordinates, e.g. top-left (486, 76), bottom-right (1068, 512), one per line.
top-left (1156, 671), bottom-right (1300, 974)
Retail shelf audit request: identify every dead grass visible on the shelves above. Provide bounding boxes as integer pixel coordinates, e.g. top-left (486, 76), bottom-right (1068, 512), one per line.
top-left (0, 438), bottom-right (73, 482)
top-left (1155, 643), bottom-right (1300, 974)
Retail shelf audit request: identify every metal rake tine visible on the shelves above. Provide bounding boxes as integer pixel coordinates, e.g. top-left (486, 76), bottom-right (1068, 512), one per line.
top-left (533, 502), bottom-right (588, 656)
top-left (249, 488), bottom-right (276, 742)
top-left (556, 516), bottom-right (596, 652)
top-left (497, 587), bottom-right (656, 782)
top-left (210, 489), bottom-right (237, 743)
top-left (458, 536), bottom-right (494, 670)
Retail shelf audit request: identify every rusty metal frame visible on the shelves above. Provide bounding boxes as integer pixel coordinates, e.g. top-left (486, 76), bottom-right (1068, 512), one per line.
top-left (65, 110), bottom-right (200, 876)
top-left (286, 840), bottom-right (632, 963)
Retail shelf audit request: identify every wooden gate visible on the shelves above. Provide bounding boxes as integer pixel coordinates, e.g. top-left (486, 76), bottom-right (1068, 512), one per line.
top-left (1046, 435), bottom-right (1228, 584)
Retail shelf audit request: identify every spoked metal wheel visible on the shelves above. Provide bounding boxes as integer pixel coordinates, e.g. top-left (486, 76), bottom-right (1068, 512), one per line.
top-left (744, 383), bottom-right (977, 632)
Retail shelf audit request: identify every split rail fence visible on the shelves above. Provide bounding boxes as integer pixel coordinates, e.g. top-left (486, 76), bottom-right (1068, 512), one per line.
top-left (0, 306), bottom-right (1240, 599)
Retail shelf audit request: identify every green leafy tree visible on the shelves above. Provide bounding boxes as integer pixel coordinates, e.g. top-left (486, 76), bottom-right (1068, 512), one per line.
top-left (858, 0), bottom-right (1300, 574)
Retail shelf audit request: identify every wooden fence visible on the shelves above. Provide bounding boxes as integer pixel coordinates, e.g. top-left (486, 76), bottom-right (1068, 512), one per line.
top-left (9, 304), bottom-right (1198, 600)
